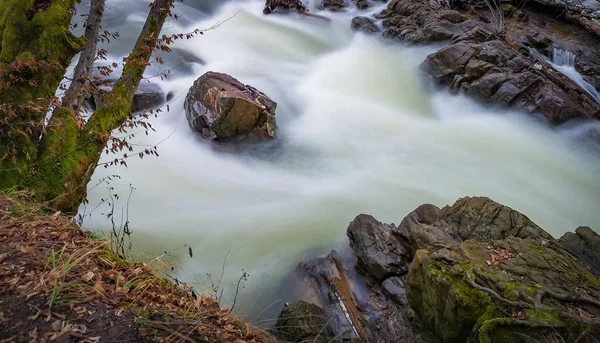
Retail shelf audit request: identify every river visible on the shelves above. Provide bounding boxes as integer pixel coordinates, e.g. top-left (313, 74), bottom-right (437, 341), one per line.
top-left (78, 0), bottom-right (600, 321)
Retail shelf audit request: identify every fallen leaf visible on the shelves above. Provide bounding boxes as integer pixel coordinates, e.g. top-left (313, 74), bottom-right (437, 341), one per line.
top-left (82, 271), bottom-right (94, 282)
top-left (28, 310), bottom-right (41, 321)
top-left (0, 253), bottom-right (8, 264)
top-left (139, 328), bottom-right (148, 337)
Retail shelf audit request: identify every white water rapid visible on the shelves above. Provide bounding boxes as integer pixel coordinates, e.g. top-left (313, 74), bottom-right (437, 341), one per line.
top-left (80, 0), bottom-right (600, 319)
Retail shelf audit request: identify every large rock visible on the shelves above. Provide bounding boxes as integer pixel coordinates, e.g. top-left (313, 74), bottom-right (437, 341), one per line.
top-left (184, 72), bottom-right (277, 142)
top-left (351, 16), bottom-right (380, 34)
top-left (319, 0), bottom-right (347, 11)
top-left (296, 251), bottom-right (415, 342)
top-left (435, 197), bottom-right (554, 242)
top-left (422, 26), bottom-right (600, 124)
top-left (348, 214), bottom-right (413, 280)
top-left (408, 238), bottom-right (600, 342)
top-left (559, 226), bottom-right (600, 278)
top-left (281, 197), bottom-right (600, 343)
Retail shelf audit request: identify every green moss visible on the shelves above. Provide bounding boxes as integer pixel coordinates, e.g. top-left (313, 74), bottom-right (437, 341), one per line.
top-left (101, 249), bottom-right (131, 268)
top-left (524, 309), bottom-right (562, 325)
top-left (585, 273), bottom-right (600, 291)
top-left (478, 318), bottom-right (521, 343)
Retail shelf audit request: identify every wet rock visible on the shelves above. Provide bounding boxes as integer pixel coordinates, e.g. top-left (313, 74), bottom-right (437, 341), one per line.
top-left (351, 16), bottom-right (380, 34)
top-left (285, 197), bottom-right (600, 343)
top-left (382, 276), bottom-right (407, 305)
top-left (422, 26), bottom-right (600, 124)
top-left (347, 214), bottom-right (412, 280)
top-left (271, 301), bottom-right (328, 343)
top-left (353, 0), bottom-right (369, 9)
top-left (184, 71), bottom-right (277, 142)
top-left (380, 0), bottom-right (477, 44)
top-left (92, 81), bottom-right (166, 113)
top-left (319, 0), bottom-right (347, 11)
top-left (297, 250), bottom-right (415, 342)
top-left (407, 238), bottom-right (600, 342)
top-left (559, 226), bottom-right (600, 278)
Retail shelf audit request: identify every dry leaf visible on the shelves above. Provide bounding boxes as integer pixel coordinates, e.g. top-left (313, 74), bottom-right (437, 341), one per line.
top-left (82, 271), bottom-right (94, 282)
top-left (28, 310), bottom-right (41, 321)
top-left (139, 328), bottom-right (148, 337)
top-left (0, 253), bottom-right (8, 264)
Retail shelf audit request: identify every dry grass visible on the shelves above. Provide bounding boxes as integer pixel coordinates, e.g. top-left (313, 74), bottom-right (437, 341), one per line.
top-left (0, 193), bottom-right (276, 343)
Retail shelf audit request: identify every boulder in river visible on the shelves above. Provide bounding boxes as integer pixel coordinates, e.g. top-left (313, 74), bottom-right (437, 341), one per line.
top-left (279, 197), bottom-right (600, 342)
top-left (184, 72), bottom-right (277, 142)
top-left (351, 16), bottom-right (381, 34)
top-left (319, 0), bottom-right (347, 11)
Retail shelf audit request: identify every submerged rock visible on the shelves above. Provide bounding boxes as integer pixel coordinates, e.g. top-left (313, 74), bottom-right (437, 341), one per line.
top-left (280, 197), bottom-right (600, 342)
top-left (184, 72), bottom-right (277, 142)
top-left (351, 16), bottom-right (381, 34)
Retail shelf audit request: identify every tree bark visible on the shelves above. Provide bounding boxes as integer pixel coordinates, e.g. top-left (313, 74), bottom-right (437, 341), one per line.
top-left (38, 0), bottom-right (174, 211)
top-left (62, 0), bottom-right (106, 112)
top-left (0, 0), bottom-right (84, 190)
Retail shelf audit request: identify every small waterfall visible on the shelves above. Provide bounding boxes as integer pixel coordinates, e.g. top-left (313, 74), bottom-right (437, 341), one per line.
top-left (531, 47), bottom-right (600, 104)
top-left (552, 48), bottom-right (575, 67)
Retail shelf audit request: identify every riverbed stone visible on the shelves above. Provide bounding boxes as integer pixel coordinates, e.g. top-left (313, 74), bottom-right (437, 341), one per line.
top-left (184, 71), bottom-right (277, 142)
top-left (351, 16), bottom-right (380, 34)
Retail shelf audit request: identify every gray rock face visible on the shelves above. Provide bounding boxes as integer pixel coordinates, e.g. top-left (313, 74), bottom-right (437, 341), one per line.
top-left (351, 16), bottom-right (380, 34)
top-left (422, 26), bottom-right (600, 124)
top-left (296, 250), bottom-right (415, 343)
top-left (380, 0), bottom-right (477, 44)
top-left (347, 214), bottom-right (412, 280)
top-left (271, 301), bottom-right (328, 343)
top-left (382, 276), bottom-right (407, 305)
top-left (184, 72), bottom-right (277, 142)
top-left (435, 196), bottom-right (554, 242)
top-left (559, 226), bottom-right (600, 278)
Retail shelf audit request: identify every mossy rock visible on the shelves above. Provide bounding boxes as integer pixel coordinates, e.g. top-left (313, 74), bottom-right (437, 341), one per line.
top-left (407, 238), bottom-right (600, 342)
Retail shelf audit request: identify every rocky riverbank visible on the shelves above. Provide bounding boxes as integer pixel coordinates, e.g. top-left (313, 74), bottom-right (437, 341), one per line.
top-left (274, 197), bottom-right (600, 342)
top-left (374, 0), bottom-right (600, 125)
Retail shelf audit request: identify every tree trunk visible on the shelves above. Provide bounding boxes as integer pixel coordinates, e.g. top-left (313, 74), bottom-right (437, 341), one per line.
top-left (37, 0), bottom-right (174, 212)
top-left (0, 0), bottom-right (84, 190)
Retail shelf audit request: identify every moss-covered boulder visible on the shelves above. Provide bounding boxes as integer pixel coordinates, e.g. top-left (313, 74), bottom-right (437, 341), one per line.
top-left (407, 238), bottom-right (600, 342)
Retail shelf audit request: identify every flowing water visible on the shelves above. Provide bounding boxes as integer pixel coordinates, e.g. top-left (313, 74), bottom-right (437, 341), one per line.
top-left (80, 0), bottom-right (600, 319)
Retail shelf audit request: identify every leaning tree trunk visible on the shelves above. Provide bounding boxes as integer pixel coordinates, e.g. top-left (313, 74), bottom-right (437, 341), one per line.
top-left (37, 0), bottom-right (174, 212)
top-left (0, 0), bottom-right (84, 190)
